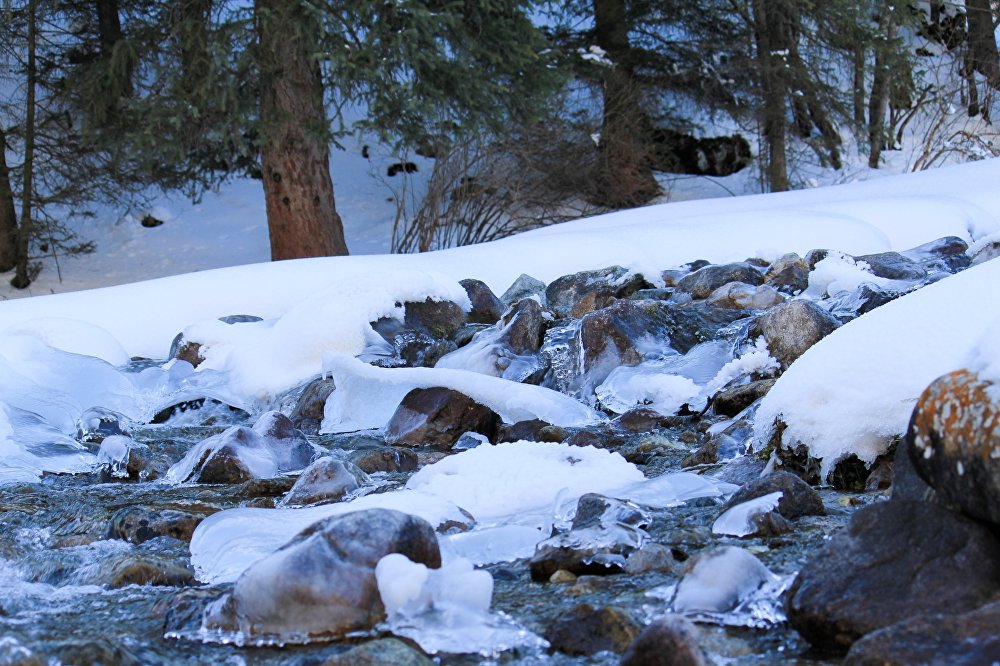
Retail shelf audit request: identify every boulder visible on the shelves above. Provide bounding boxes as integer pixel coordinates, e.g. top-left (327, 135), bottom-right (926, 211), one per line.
top-left (546, 266), bottom-right (647, 319)
top-left (500, 274), bottom-right (547, 307)
top-left (497, 297), bottom-right (548, 354)
top-left (902, 235), bottom-right (970, 273)
top-left (854, 251), bottom-right (927, 280)
top-left (106, 507), bottom-right (203, 544)
top-left (907, 369), bottom-right (1000, 526)
top-left (755, 300), bottom-right (839, 368)
top-left (282, 458), bottom-right (361, 506)
top-left (459, 278), bottom-right (504, 324)
top-left (290, 378), bottom-right (336, 435)
top-left (383, 387), bottom-right (501, 450)
top-left (844, 600), bottom-right (1000, 666)
top-left (545, 604), bottom-right (642, 656)
top-left (676, 262), bottom-right (762, 300)
top-left (705, 282), bottom-right (783, 310)
top-left (347, 446), bottom-right (419, 474)
top-left (496, 419), bottom-right (567, 443)
top-left (763, 253), bottom-right (810, 295)
top-left (720, 471), bottom-right (824, 519)
top-left (619, 616), bottom-right (713, 666)
top-left (203, 509), bottom-right (441, 641)
top-left (711, 379), bottom-right (776, 416)
top-left (787, 500), bottom-right (1000, 652)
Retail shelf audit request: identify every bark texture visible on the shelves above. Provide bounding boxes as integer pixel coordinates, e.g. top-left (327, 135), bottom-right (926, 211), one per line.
top-left (752, 0), bottom-right (791, 192)
top-left (0, 128), bottom-right (17, 272)
top-left (256, 0), bottom-right (347, 259)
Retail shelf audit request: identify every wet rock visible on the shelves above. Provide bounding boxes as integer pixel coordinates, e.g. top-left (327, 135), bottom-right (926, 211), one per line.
top-left (755, 300), bottom-right (839, 368)
top-left (763, 253), bottom-right (810, 294)
top-left (546, 266), bottom-right (647, 319)
top-left (77, 407), bottom-right (129, 444)
top-left (623, 542), bottom-right (682, 575)
top-left (864, 457), bottom-right (894, 491)
top-left (902, 235), bottom-right (971, 273)
top-left (721, 471), bottom-right (824, 519)
top-left (193, 440), bottom-right (255, 484)
top-left (854, 251), bottom-right (927, 280)
top-left (890, 437), bottom-right (936, 502)
top-left (619, 615), bottom-right (713, 666)
top-left (844, 600), bottom-right (1000, 666)
top-left (676, 262), bottom-right (763, 300)
top-left (854, 283), bottom-right (902, 316)
top-left (530, 495), bottom-right (649, 581)
top-left (313, 638), bottom-right (434, 666)
top-left (907, 369), bottom-right (1000, 526)
top-left (370, 299), bottom-right (466, 367)
top-left (971, 239), bottom-right (1000, 266)
top-left (203, 509), bottom-right (441, 641)
top-left (498, 297), bottom-right (548, 354)
top-left (290, 377), bottom-right (337, 435)
top-left (709, 455), bottom-right (768, 487)
top-left (283, 458), bottom-right (361, 506)
top-left (681, 439), bottom-right (718, 467)
top-left (497, 419), bottom-right (567, 443)
top-left (384, 387), bottom-right (501, 450)
top-left (500, 273), bottom-right (547, 307)
top-left (347, 446), bottom-right (419, 473)
top-left (460, 278), bottom-right (504, 324)
top-left (705, 282), bottom-right (783, 310)
top-left (106, 507), bottom-right (203, 544)
top-left (565, 424), bottom-right (627, 451)
top-left (711, 379), bottom-right (776, 417)
top-left (105, 554), bottom-right (195, 588)
top-left (252, 411), bottom-right (315, 470)
top-left (805, 248), bottom-right (829, 269)
top-left (545, 603), bottom-right (642, 656)
top-left (401, 298), bottom-right (467, 338)
top-left (53, 640), bottom-right (141, 666)
top-left (613, 408), bottom-right (692, 433)
top-left (787, 500), bottom-right (1000, 652)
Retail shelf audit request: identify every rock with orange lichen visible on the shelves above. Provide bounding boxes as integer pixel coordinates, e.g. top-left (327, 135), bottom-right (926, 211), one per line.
top-left (906, 369), bottom-right (1000, 526)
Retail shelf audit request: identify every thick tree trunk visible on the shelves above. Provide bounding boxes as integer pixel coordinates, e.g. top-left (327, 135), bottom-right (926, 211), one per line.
top-left (0, 128), bottom-right (17, 273)
top-left (752, 0), bottom-right (790, 192)
top-left (592, 0), bottom-right (659, 208)
top-left (255, 0), bottom-right (347, 259)
top-left (11, 1), bottom-right (36, 289)
top-left (966, 0), bottom-right (1000, 90)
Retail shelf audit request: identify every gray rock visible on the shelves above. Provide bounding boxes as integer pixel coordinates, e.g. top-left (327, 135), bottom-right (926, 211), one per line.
top-left (347, 446), bottom-right (418, 474)
top-left (383, 387), bottom-right (500, 450)
top-left (763, 253), bottom-right (810, 294)
top-left (705, 282), bottom-right (783, 310)
top-left (106, 507), bottom-right (203, 544)
top-left (844, 600), bottom-right (1000, 666)
top-left (619, 615), bottom-right (713, 666)
top-left (546, 266), bottom-right (647, 319)
top-left (313, 638), bottom-right (434, 666)
top-left (787, 500), bottom-right (1000, 652)
top-left (854, 251), bottom-right (927, 280)
top-left (283, 458), bottom-right (361, 506)
top-left (721, 471), bottom-right (824, 519)
top-left (676, 262), bottom-right (763, 299)
top-left (290, 378), bottom-right (336, 435)
top-left (500, 274), bottom-right (547, 307)
top-left (545, 604), bottom-right (642, 656)
top-left (756, 300), bottom-right (839, 368)
top-left (203, 509), bottom-right (441, 641)
top-left (53, 640), bottom-right (141, 666)
top-left (460, 278), bottom-right (504, 324)
top-left (901, 235), bottom-right (971, 273)
top-left (252, 411), bottom-right (315, 472)
top-left (711, 379), bottom-right (776, 417)
top-left (971, 239), bottom-right (1000, 266)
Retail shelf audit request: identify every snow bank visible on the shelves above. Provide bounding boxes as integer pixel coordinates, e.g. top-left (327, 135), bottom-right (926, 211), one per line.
top-left (320, 354), bottom-right (602, 432)
top-left (2, 160), bottom-right (998, 361)
top-left (754, 258), bottom-right (1000, 478)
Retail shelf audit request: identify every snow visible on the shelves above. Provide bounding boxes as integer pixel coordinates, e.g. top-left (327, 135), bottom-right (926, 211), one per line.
top-left (754, 256), bottom-right (1000, 479)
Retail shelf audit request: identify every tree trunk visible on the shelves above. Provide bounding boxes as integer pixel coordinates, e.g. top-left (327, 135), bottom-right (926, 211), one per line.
top-left (11, 0), bottom-right (36, 289)
top-left (255, 0), bottom-right (347, 260)
top-left (751, 0), bottom-right (790, 191)
top-left (592, 0), bottom-right (659, 208)
top-left (868, 5), bottom-right (892, 168)
top-left (853, 43), bottom-right (866, 130)
top-left (966, 0), bottom-right (1000, 90)
top-left (0, 128), bottom-right (17, 273)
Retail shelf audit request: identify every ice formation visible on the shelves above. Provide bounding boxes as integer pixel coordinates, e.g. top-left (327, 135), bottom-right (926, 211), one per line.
top-left (712, 492), bottom-right (784, 537)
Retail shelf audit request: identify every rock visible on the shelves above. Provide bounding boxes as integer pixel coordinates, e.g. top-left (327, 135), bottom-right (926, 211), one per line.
top-left (890, 437), bottom-right (936, 502)
top-left (167, 314), bottom-right (262, 365)
top-left (290, 378), bottom-right (336, 435)
top-left (565, 424), bottom-right (626, 451)
top-left (315, 638), bottom-right (434, 666)
top-left (763, 253), bottom-right (810, 294)
top-left (720, 471), bottom-right (824, 519)
top-left (203, 509), bottom-right (441, 641)
top-left (498, 297), bottom-right (548, 354)
top-left (623, 542), bottom-right (682, 575)
top-left (787, 500), bottom-right (1000, 652)
top-left (76, 407), bottom-right (129, 444)
top-left (53, 640), bottom-right (141, 666)
top-left (613, 408), bottom-right (692, 433)
top-left (844, 600), bottom-right (1000, 666)
top-left (619, 615), bottom-right (713, 666)
top-left (853, 283), bottom-right (903, 316)
top-left (106, 555), bottom-right (195, 588)
top-left (854, 251), bottom-right (927, 280)
top-left (902, 235), bottom-right (971, 273)
top-left (401, 298), bottom-right (467, 338)
top-left (755, 300), bottom-right (839, 368)
top-left (460, 278), bottom-right (504, 324)
top-left (971, 239), bottom-right (1000, 266)
top-left (106, 507), bottom-right (203, 544)
top-left (251, 411), bottom-right (315, 471)
top-left (676, 262), bottom-right (763, 300)
top-left (500, 273), bottom-right (547, 307)
top-left (383, 387), bottom-right (501, 450)
top-left (805, 248), bottom-right (829, 269)
top-left (193, 440), bottom-right (255, 484)
top-left (546, 266), bottom-right (647, 319)
top-left (711, 379), bottom-right (776, 416)
top-left (347, 446), bottom-right (418, 474)
top-left (369, 298), bottom-right (466, 368)
top-left (705, 282), bottom-right (783, 310)
top-left (496, 419), bottom-right (567, 443)
top-left (907, 369), bottom-right (1000, 526)
top-left (545, 603), bottom-right (642, 656)
top-left (283, 458), bottom-right (361, 506)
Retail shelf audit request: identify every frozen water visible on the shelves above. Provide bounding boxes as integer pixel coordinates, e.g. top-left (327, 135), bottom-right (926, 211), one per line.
top-left (712, 492), bottom-right (783, 537)
top-left (435, 324), bottom-right (545, 383)
top-left (539, 321), bottom-right (582, 395)
top-left (320, 354), bottom-right (601, 433)
top-left (805, 252), bottom-right (915, 298)
top-left (95, 435), bottom-right (133, 479)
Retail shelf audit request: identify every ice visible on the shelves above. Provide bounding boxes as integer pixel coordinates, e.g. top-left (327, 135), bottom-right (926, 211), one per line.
top-left (617, 472), bottom-right (738, 508)
top-left (805, 252), bottom-right (914, 298)
top-left (539, 321), bottom-right (582, 395)
top-left (435, 323), bottom-right (544, 383)
top-left (376, 555), bottom-right (545, 656)
top-left (320, 354), bottom-right (601, 433)
top-left (712, 492), bottom-right (783, 537)
top-left (95, 435), bottom-right (133, 479)
top-left (443, 525), bottom-right (547, 565)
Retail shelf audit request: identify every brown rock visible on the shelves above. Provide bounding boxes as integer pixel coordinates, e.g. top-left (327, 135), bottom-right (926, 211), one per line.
top-left (545, 604), bottom-right (641, 656)
top-left (384, 387), bottom-right (500, 450)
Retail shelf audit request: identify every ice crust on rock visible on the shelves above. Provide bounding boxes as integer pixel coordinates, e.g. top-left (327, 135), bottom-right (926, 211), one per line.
top-left (95, 435), bottom-right (133, 479)
top-left (320, 354), bottom-right (601, 432)
top-left (712, 491), bottom-right (783, 537)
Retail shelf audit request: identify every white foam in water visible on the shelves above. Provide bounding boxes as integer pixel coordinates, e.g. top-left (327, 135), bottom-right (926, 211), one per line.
top-left (319, 354), bottom-right (602, 433)
top-left (712, 492), bottom-right (783, 537)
